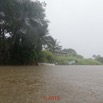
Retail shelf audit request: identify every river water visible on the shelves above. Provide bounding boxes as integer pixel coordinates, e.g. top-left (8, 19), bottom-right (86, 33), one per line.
top-left (0, 65), bottom-right (103, 103)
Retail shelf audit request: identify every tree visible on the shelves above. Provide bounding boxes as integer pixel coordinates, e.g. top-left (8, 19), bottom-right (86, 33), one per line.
top-left (42, 36), bottom-right (62, 53)
top-left (0, 0), bottom-right (49, 65)
top-left (93, 55), bottom-right (103, 64)
top-left (62, 48), bottom-right (77, 55)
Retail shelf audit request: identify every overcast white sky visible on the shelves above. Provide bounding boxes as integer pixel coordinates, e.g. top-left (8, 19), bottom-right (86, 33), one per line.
top-left (39, 0), bottom-right (103, 58)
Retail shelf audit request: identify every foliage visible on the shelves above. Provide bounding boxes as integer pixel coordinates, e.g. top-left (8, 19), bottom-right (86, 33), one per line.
top-left (93, 55), bottom-right (103, 64)
top-left (0, 0), bottom-right (102, 66)
top-left (37, 47), bottom-right (103, 65)
top-left (54, 52), bottom-right (101, 65)
top-left (38, 50), bottom-right (55, 63)
top-left (77, 59), bottom-right (101, 65)
top-left (0, 0), bottom-right (48, 65)
top-left (42, 36), bottom-right (62, 53)
top-left (55, 56), bottom-right (69, 65)
top-left (62, 48), bottom-right (77, 55)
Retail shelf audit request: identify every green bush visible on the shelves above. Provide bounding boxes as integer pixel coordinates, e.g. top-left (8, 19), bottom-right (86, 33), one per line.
top-left (38, 50), bottom-right (102, 65)
top-left (39, 50), bottom-right (55, 63)
top-left (77, 59), bottom-right (101, 65)
top-left (55, 57), bottom-right (68, 65)
top-left (54, 54), bottom-right (101, 65)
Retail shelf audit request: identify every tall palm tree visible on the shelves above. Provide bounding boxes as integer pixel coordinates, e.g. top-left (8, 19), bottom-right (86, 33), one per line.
top-left (42, 35), bottom-right (62, 53)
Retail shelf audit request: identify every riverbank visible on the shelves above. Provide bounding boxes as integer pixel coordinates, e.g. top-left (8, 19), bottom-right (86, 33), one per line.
top-left (38, 63), bottom-right (55, 66)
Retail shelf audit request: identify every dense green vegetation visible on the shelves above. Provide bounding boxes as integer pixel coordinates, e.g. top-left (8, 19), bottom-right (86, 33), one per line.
top-left (0, 0), bottom-right (48, 65)
top-left (39, 41), bottom-right (103, 65)
top-left (40, 50), bottom-right (102, 65)
top-left (38, 50), bottom-right (55, 63)
top-left (0, 0), bottom-right (102, 65)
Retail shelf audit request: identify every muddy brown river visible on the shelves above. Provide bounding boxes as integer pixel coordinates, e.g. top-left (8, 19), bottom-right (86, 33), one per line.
top-left (0, 65), bottom-right (103, 103)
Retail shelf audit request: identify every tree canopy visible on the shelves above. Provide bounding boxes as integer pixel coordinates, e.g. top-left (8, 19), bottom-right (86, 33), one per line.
top-left (62, 48), bottom-right (77, 55)
top-left (0, 0), bottom-right (49, 65)
top-left (42, 35), bottom-right (62, 53)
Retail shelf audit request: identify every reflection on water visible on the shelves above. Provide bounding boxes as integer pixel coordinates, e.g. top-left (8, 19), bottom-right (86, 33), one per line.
top-left (0, 65), bottom-right (103, 103)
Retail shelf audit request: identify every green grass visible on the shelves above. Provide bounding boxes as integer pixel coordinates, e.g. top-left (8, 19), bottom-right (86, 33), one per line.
top-left (39, 51), bottom-right (102, 65)
top-left (55, 55), bottom-right (102, 65)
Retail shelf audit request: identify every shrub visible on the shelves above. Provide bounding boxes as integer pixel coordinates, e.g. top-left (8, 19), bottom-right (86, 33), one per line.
top-left (39, 50), bottom-right (55, 63)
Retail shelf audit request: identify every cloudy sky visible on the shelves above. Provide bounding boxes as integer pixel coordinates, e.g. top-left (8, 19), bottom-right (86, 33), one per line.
top-left (39, 0), bottom-right (103, 58)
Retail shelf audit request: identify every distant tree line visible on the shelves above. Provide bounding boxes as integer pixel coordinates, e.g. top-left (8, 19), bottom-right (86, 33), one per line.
top-left (93, 55), bottom-right (103, 64)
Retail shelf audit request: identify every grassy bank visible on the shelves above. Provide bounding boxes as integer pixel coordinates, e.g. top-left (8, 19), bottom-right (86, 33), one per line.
top-left (39, 50), bottom-right (102, 65)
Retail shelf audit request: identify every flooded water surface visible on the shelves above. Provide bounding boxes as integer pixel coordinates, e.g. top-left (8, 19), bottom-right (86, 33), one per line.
top-left (0, 65), bottom-right (103, 103)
